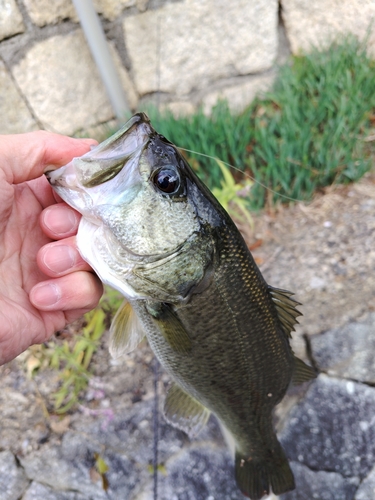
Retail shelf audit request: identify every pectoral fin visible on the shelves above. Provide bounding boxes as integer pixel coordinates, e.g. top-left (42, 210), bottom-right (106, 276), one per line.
top-left (164, 384), bottom-right (210, 436)
top-left (146, 302), bottom-right (192, 354)
top-left (109, 300), bottom-right (144, 358)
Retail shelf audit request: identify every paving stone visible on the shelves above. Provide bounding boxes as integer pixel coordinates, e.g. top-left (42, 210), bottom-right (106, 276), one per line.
top-left (280, 461), bottom-right (359, 500)
top-left (138, 444), bottom-right (244, 500)
top-left (355, 464), bottom-right (375, 499)
top-left (69, 398), bottom-right (231, 498)
top-left (0, 0), bottom-right (25, 41)
top-left (24, 0), bottom-right (138, 25)
top-left (94, 0), bottom-right (136, 21)
top-left (281, 0), bottom-right (375, 55)
top-left (0, 59), bottom-right (37, 134)
top-left (109, 40), bottom-right (139, 112)
top-left (22, 482), bottom-right (86, 500)
top-left (72, 398), bottom-right (189, 466)
top-left (0, 451), bottom-right (29, 500)
top-left (23, 0), bottom-right (78, 27)
top-left (159, 101), bottom-right (196, 117)
top-left (0, 371), bottom-right (49, 455)
top-left (18, 398), bottom-right (225, 500)
top-left (20, 434), bottom-right (142, 500)
top-left (280, 375), bottom-right (375, 479)
top-left (311, 313), bottom-right (375, 384)
top-left (124, 0), bottom-right (278, 96)
top-left (202, 73), bottom-right (275, 114)
top-left (11, 31), bottom-right (136, 135)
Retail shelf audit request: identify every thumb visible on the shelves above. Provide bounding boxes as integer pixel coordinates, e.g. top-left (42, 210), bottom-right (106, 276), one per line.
top-left (0, 130), bottom-right (97, 184)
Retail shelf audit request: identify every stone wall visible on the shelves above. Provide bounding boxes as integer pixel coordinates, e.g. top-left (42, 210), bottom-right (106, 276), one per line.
top-left (1, 0), bottom-right (375, 136)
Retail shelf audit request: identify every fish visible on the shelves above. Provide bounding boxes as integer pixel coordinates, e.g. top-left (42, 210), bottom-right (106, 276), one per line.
top-left (46, 113), bottom-right (316, 499)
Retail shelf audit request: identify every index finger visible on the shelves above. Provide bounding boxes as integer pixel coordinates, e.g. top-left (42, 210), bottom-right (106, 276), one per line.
top-left (0, 131), bottom-right (97, 184)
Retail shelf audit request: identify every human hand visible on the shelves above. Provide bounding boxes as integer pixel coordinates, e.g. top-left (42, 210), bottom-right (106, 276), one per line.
top-left (0, 131), bottom-right (103, 365)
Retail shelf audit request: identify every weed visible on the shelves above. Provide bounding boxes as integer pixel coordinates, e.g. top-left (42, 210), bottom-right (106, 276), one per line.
top-left (212, 159), bottom-right (254, 228)
top-left (145, 37), bottom-right (375, 209)
top-left (28, 286), bottom-right (122, 414)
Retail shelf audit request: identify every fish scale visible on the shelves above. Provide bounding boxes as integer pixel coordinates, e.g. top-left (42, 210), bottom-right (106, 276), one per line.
top-left (46, 113), bottom-right (316, 500)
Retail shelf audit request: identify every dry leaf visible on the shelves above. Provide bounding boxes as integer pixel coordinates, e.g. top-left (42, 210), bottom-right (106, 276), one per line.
top-left (50, 416), bottom-right (71, 434)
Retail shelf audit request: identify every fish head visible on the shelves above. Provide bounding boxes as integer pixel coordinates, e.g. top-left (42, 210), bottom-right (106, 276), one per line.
top-left (46, 113), bottom-right (222, 299)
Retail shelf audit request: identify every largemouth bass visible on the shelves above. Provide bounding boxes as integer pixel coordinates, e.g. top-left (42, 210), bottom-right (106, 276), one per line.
top-left (47, 113), bottom-right (315, 499)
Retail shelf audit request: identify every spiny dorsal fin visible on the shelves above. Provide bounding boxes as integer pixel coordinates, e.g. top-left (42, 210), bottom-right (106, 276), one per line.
top-left (164, 383), bottom-right (210, 436)
top-left (146, 302), bottom-right (192, 354)
top-left (269, 286), bottom-right (302, 338)
top-left (291, 356), bottom-right (317, 386)
top-left (109, 300), bottom-right (145, 359)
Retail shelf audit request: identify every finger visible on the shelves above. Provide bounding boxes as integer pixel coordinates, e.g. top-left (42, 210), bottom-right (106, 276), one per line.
top-left (64, 307), bottom-right (103, 325)
top-left (37, 236), bottom-right (91, 277)
top-left (40, 203), bottom-right (81, 239)
top-left (30, 271), bottom-right (103, 311)
top-left (0, 131), bottom-right (97, 184)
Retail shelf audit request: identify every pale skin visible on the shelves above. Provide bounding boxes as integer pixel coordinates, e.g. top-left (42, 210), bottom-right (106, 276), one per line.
top-left (0, 131), bottom-right (103, 365)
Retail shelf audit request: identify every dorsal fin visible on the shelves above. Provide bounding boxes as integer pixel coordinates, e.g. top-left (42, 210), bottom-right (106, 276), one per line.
top-left (269, 286), bottom-right (302, 338)
top-left (109, 300), bottom-right (145, 359)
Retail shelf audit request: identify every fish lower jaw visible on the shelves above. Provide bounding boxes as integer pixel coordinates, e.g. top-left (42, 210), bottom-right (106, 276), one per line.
top-left (81, 250), bottom-right (143, 300)
top-left (77, 220), bottom-right (143, 301)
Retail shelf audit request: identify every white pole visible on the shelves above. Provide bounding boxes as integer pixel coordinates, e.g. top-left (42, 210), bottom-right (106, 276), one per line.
top-left (72, 0), bottom-right (131, 121)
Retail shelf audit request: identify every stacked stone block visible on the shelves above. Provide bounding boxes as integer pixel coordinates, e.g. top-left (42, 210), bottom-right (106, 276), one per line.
top-left (0, 0), bottom-right (374, 135)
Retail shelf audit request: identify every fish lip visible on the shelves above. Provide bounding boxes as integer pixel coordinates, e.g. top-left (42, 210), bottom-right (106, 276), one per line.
top-left (45, 163), bottom-right (78, 188)
top-left (45, 112), bottom-right (154, 190)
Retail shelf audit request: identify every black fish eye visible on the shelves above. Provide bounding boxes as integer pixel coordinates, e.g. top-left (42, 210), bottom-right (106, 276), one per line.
top-left (153, 168), bottom-right (180, 194)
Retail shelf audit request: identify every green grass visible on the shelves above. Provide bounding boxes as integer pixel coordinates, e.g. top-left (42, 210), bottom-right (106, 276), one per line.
top-left (146, 37), bottom-right (375, 209)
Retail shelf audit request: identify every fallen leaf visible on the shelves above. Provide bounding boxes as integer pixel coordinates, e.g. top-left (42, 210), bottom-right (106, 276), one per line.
top-left (248, 239), bottom-right (263, 251)
top-left (26, 355), bottom-right (41, 378)
top-left (50, 415), bottom-right (71, 434)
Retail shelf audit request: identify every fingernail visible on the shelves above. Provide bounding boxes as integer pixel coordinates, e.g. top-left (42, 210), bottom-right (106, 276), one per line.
top-left (43, 245), bottom-right (76, 273)
top-left (44, 208), bottom-right (77, 235)
top-left (80, 138), bottom-right (98, 146)
top-left (32, 283), bottom-right (61, 307)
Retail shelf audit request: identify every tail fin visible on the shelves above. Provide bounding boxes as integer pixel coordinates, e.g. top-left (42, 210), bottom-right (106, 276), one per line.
top-left (235, 444), bottom-right (295, 499)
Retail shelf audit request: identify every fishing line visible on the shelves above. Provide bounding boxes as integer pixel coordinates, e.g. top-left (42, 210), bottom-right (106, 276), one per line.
top-left (152, 357), bottom-right (160, 500)
top-left (177, 147), bottom-right (303, 204)
top-left (152, 7), bottom-right (162, 500)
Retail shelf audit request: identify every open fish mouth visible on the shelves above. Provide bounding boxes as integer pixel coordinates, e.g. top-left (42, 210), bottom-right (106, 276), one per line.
top-left (46, 113), bottom-right (153, 214)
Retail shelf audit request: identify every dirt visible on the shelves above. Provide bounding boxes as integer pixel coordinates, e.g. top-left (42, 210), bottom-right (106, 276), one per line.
top-left (245, 170), bottom-right (375, 360)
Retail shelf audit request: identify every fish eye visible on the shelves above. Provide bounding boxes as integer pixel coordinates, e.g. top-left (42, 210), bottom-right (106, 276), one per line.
top-left (153, 168), bottom-right (180, 195)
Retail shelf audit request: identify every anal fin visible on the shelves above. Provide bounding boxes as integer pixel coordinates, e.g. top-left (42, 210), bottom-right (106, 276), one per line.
top-left (291, 355), bottom-right (317, 386)
top-left (164, 383), bottom-right (210, 437)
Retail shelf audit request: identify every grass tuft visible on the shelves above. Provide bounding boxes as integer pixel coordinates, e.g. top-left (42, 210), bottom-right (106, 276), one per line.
top-left (147, 37), bottom-right (375, 209)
